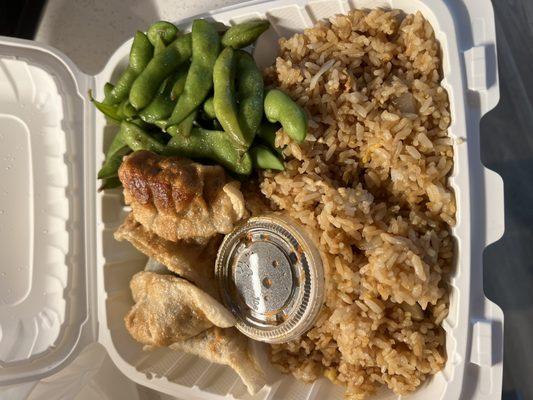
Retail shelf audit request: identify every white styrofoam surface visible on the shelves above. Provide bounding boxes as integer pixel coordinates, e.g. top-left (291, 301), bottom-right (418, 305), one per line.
top-left (0, 344), bottom-right (147, 400)
top-left (0, 0), bottom-right (504, 398)
top-left (0, 37), bottom-right (95, 386)
top-left (0, 56), bottom-right (69, 359)
top-left (93, 1), bottom-right (504, 400)
top-left (24, 343), bottom-right (142, 400)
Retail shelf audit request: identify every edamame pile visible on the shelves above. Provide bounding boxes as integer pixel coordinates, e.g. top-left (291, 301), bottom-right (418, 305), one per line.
top-left (91, 19), bottom-right (308, 189)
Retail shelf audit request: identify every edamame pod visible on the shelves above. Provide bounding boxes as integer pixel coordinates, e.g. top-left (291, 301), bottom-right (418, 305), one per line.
top-left (98, 145), bottom-right (130, 179)
top-left (167, 110), bottom-right (197, 137)
top-left (264, 89), bottom-right (307, 142)
top-left (221, 20), bottom-right (270, 49)
top-left (129, 33), bottom-right (192, 110)
top-left (250, 145), bottom-right (284, 171)
top-left (213, 47), bottom-right (247, 149)
top-left (170, 63), bottom-right (190, 100)
top-left (147, 21), bottom-right (179, 46)
top-left (257, 122), bottom-right (283, 155)
top-left (152, 120), bottom-right (168, 130)
top-left (90, 90), bottom-right (121, 122)
top-left (166, 127), bottom-right (252, 175)
top-left (236, 50), bottom-right (263, 143)
top-left (120, 121), bottom-right (166, 152)
top-left (103, 82), bottom-right (114, 103)
top-left (99, 177), bottom-right (122, 191)
top-left (153, 35), bottom-right (166, 56)
top-left (98, 127), bottom-right (130, 179)
top-left (106, 32), bottom-right (153, 105)
top-left (167, 20), bottom-right (220, 127)
top-left (120, 100), bottom-right (137, 119)
top-left (139, 76), bottom-right (177, 124)
top-left (129, 32), bottom-right (155, 73)
top-left (106, 130), bottom-right (128, 158)
top-left (107, 69), bottom-right (137, 105)
top-left (213, 47), bottom-right (263, 149)
top-left (203, 97), bottom-right (216, 119)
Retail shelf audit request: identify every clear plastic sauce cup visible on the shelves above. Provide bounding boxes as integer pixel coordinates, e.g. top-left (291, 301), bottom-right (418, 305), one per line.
top-left (215, 214), bottom-right (325, 343)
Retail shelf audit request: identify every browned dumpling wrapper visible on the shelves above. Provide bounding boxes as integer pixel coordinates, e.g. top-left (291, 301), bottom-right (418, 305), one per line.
top-left (125, 271), bottom-right (235, 347)
top-left (170, 327), bottom-right (266, 395)
top-left (115, 213), bottom-right (220, 297)
top-left (118, 151), bottom-right (247, 243)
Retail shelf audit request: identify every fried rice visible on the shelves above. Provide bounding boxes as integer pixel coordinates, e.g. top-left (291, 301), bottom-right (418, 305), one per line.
top-left (259, 9), bottom-right (455, 399)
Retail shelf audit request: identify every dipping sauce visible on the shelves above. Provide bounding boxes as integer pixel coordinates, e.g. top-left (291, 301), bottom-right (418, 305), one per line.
top-left (215, 214), bottom-right (324, 343)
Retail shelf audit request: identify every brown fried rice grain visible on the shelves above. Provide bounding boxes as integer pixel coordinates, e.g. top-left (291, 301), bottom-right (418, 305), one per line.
top-left (259, 9), bottom-right (454, 399)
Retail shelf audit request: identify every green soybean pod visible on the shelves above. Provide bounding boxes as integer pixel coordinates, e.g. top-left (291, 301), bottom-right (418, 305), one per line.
top-left (203, 97), bottom-right (216, 119)
top-left (89, 90), bottom-right (121, 122)
top-left (250, 144), bottom-right (284, 171)
top-left (129, 31), bottom-right (155, 73)
top-left (106, 32), bottom-right (154, 105)
top-left (115, 101), bottom-right (126, 120)
top-left (221, 20), bottom-right (270, 49)
top-left (106, 129), bottom-right (128, 158)
top-left (139, 76), bottom-right (176, 124)
top-left (235, 50), bottom-right (263, 143)
top-left (120, 100), bottom-right (137, 119)
top-left (103, 82), bottom-right (114, 104)
top-left (120, 120), bottom-right (165, 152)
top-left (104, 82), bottom-right (114, 95)
top-left (166, 127), bottom-right (252, 175)
top-left (98, 127), bottom-right (130, 179)
top-left (98, 145), bottom-right (130, 179)
top-left (147, 21), bottom-right (179, 46)
top-left (107, 68), bottom-right (136, 105)
top-left (167, 19), bottom-right (220, 127)
top-left (174, 110), bottom-right (197, 137)
top-left (170, 62), bottom-right (190, 101)
top-left (153, 34), bottom-right (166, 56)
top-left (152, 120), bottom-right (168, 130)
top-left (99, 177), bottom-right (122, 191)
top-left (264, 89), bottom-right (307, 142)
top-left (257, 122), bottom-right (283, 155)
top-left (129, 33), bottom-right (192, 110)
top-left (167, 110), bottom-right (196, 137)
top-left (213, 47), bottom-right (248, 149)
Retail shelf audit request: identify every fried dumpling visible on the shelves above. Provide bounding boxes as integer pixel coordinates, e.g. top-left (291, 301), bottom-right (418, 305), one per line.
top-left (170, 327), bottom-right (266, 395)
top-left (125, 271), bottom-right (235, 347)
top-left (115, 213), bottom-right (220, 297)
top-left (118, 150), bottom-right (248, 243)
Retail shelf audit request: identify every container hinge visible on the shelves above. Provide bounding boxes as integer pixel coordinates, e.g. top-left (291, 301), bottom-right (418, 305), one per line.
top-left (483, 167), bottom-right (505, 246)
top-left (463, 44), bottom-right (499, 114)
top-left (469, 319), bottom-right (494, 366)
top-left (466, 299), bottom-right (503, 400)
top-left (464, 45), bottom-right (489, 92)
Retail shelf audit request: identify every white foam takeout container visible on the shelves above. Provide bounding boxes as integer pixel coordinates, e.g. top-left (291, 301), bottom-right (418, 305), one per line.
top-left (0, 0), bottom-right (504, 399)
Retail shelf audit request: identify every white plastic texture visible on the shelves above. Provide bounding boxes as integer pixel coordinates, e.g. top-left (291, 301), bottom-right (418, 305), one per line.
top-left (0, 37), bottom-right (96, 385)
top-left (94, 0), bottom-right (504, 400)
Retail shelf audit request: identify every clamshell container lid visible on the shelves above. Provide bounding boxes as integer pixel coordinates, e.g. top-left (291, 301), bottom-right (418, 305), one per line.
top-left (0, 37), bottom-right (96, 385)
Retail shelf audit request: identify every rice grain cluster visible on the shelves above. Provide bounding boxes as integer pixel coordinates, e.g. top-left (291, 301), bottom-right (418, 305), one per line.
top-left (260, 9), bottom-right (455, 399)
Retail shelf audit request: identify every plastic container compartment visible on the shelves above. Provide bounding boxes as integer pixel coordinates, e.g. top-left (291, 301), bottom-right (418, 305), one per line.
top-left (0, 0), bottom-right (504, 399)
